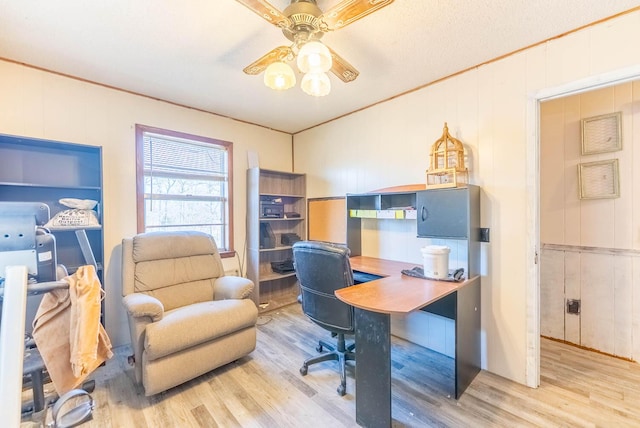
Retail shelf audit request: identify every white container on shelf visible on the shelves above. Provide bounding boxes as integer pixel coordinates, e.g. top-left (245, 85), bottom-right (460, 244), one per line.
top-left (421, 245), bottom-right (450, 279)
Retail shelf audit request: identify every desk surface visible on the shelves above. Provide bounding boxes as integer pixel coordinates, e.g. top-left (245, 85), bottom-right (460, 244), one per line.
top-left (337, 256), bottom-right (477, 314)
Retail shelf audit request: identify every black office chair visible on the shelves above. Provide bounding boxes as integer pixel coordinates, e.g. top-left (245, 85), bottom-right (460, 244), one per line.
top-left (292, 241), bottom-right (355, 396)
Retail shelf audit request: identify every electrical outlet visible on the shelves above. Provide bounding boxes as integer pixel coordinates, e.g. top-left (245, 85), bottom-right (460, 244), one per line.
top-left (566, 299), bottom-right (580, 314)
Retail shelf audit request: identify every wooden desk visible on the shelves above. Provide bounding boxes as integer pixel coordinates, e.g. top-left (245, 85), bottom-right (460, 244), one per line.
top-left (336, 256), bottom-right (481, 428)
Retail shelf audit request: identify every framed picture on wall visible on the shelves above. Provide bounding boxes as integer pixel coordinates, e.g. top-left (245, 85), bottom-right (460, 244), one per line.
top-left (581, 112), bottom-right (622, 155)
top-left (578, 159), bottom-right (620, 199)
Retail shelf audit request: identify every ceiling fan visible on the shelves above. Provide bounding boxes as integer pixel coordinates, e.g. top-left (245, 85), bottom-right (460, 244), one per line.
top-left (236, 0), bottom-right (395, 95)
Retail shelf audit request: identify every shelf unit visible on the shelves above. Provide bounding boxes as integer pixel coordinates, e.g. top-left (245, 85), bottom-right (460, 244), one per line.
top-left (246, 168), bottom-right (306, 312)
top-left (0, 134), bottom-right (104, 329)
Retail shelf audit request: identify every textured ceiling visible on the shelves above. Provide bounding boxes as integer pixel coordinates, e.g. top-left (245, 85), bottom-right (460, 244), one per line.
top-left (0, 1), bottom-right (639, 134)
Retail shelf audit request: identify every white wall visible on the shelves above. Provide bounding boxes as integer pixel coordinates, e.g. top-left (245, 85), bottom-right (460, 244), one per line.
top-left (294, 10), bottom-right (640, 385)
top-left (0, 60), bottom-right (292, 346)
top-left (540, 82), bottom-right (640, 360)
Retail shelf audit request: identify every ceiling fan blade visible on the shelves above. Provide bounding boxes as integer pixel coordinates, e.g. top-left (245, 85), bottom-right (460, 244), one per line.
top-left (327, 47), bottom-right (359, 83)
top-left (235, 0), bottom-right (291, 29)
top-left (321, 0), bottom-right (395, 30)
top-left (243, 46), bottom-right (294, 75)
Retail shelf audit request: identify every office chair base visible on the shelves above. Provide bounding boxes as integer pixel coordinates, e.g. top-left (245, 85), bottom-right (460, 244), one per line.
top-left (300, 335), bottom-right (355, 396)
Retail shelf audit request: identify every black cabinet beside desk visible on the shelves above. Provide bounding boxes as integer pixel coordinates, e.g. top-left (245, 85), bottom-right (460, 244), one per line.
top-left (415, 185), bottom-right (482, 400)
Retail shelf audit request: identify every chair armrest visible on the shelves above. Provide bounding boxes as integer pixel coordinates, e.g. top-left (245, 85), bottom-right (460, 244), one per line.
top-left (123, 293), bottom-right (164, 322)
top-left (214, 276), bottom-right (254, 300)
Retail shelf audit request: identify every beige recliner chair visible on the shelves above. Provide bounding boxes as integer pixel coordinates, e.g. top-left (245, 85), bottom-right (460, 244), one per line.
top-left (121, 231), bottom-right (258, 396)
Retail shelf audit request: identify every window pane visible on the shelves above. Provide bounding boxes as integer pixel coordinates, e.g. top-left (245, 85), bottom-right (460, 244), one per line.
top-left (144, 176), bottom-right (225, 198)
top-left (145, 199), bottom-right (224, 225)
top-left (145, 223), bottom-right (224, 248)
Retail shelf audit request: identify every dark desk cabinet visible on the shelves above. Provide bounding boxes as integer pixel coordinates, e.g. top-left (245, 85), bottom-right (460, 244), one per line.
top-left (417, 186), bottom-right (473, 239)
top-left (417, 185), bottom-right (480, 276)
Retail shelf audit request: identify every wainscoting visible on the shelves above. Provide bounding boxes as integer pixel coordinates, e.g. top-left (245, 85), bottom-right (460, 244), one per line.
top-left (541, 244), bottom-right (640, 360)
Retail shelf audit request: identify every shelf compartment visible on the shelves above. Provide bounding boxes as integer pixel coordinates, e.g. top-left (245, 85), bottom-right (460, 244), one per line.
top-left (259, 245), bottom-right (293, 252)
top-left (349, 209), bottom-right (417, 219)
top-left (256, 274), bottom-right (300, 313)
top-left (0, 182), bottom-right (102, 191)
top-left (257, 169), bottom-right (305, 196)
top-left (0, 136), bottom-right (101, 188)
top-left (260, 271), bottom-right (297, 282)
top-left (259, 192), bottom-right (305, 199)
top-left (48, 225), bottom-right (103, 232)
top-left (259, 217), bottom-right (304, 221)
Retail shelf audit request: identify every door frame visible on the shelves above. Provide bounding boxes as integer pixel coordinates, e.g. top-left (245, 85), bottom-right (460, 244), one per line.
top-left (526, 64), bottom-right (640, 387)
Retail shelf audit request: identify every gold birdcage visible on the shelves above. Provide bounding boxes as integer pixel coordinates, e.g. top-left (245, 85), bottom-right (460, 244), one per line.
top-left (426, 122), bottom-right (468, 189)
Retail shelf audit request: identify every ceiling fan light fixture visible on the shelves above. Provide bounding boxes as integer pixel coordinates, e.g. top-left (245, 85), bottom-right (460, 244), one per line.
top-left (297, 41), bottom-right (332, 73)
top-left (301, 71), bottom-right (331, 97)
top-left (263, 61), bottom-right (296, 90)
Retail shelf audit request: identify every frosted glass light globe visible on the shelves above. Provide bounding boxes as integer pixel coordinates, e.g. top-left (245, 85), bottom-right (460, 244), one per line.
top-left (301, 72), bottom-right (331, 97)
top-left (297, 41), bottom-right (332, 73)
top-left (263, 62), bottom-right (296, 90)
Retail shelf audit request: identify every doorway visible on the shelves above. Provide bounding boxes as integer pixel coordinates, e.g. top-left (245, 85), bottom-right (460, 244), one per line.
top-left (527, 65), bottom-right (640, 387)
top-left (539, 82), bottom-right (639, 358)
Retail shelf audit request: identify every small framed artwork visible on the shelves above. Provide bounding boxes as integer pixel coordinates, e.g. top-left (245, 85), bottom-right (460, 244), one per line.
top-left (581, 112), bottom-right (622, 155)
top-left (578, 159), bottom-right (620, 199)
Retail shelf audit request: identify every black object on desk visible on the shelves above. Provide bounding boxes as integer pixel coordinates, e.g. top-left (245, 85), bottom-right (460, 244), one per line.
top-left (401, 266), bottom-right (465, 281)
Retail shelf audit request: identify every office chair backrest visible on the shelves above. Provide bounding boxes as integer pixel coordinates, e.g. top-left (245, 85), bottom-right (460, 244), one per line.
top-left (292, 241), bottom-right (354, 334)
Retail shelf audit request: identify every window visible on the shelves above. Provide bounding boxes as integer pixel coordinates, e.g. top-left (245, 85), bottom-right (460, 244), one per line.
top-left (135, 125), bottom-right (234, 257)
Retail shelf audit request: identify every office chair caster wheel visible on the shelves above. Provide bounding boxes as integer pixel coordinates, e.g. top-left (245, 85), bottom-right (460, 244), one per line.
top-left (316, 344), bottom-right (323, 353)
top-left (337, 385), bottom-right (346, 396)
top-left (300, 366), bottom-right (308, 376)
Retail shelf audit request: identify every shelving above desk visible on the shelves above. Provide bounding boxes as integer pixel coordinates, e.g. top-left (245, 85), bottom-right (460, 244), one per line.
top-left (348, 209), bottom-right (416, 219)
top-left (346, 185), bottom-right (422, 256)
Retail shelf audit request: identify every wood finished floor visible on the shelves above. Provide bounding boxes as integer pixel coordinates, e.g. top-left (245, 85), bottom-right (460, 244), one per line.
top-left (25, 303), bottom-right (640, 427)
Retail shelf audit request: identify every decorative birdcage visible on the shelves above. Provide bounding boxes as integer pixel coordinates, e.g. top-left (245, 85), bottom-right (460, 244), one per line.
top-left (426, 122), bottom-right (468, 189)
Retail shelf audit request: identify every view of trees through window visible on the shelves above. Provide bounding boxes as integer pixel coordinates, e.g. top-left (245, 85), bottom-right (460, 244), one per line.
top-left (135, 125), bottom-right (233, 253)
